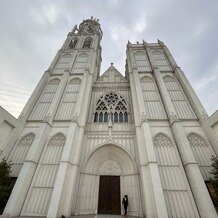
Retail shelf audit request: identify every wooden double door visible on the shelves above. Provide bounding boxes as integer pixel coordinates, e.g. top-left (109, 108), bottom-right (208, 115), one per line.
top-left (98, 176), bottom-right (121, 215)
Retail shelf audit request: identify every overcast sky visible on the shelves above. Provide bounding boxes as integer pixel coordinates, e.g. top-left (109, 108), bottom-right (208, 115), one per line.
top-left (0, 0), bottom-right (218, 118)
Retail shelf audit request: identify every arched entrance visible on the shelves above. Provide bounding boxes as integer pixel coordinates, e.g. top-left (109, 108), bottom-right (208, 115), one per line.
top-left (75, 144), bottom-right (142, 216)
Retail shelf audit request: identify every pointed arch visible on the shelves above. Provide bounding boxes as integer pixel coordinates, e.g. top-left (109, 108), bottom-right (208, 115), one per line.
top-left (140, 75), bottom-right (166, 119)
top-left (163, 74), bottom-right (197, 119)
top-left (55, 77), bottom-right (82, 120)
top-left (69, 77), bottom-right (82, 84)
top-left (188, 132), bottom-right (216, 180)
top-left (93, 91), bottom-right (129, 123)
top-left (23, 133), bottom-right (66, 215)
top-left (83, 37), bottom-right (92, 48)
top-left (9, 133), bottom-right (35, 177)
top-left (77, 143), bottom-right (141, 215)
top-left (83, 143), bottom-right (137, 175)
top-left (67, 37), bottom-right (78, 49)
top-left (154, 133), bottom-right (176, 165)
top-left (52, 54), bottom-right (72, 75)
top-left (72, 53), bottom-right (89, 74)
top-left (140, 75), bottom-right (153, 83)
top-left (134, 51), bottom-right (151, 72)
top-left (29, 78), bottom-right (60, 120)
top-left (47, 78), bottom-right (60, 85)
top-left (47, 133), bottom-right (66, 147)
top-left (153, 132), bottom-right (199, 217)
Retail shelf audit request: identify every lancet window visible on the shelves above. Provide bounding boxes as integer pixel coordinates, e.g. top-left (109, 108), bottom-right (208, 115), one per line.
top-left (83, 37), bottom-right (92, 48)
top-left (67, 37), bottom-right (78, 49)
top-left (94, 92), bottom-right (128, 123)
top-left (9, 133), bottom-right (35, 177)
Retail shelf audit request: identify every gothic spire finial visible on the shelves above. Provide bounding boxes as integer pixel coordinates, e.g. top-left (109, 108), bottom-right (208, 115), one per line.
top-left (78, 17), bottom-right (103, 37)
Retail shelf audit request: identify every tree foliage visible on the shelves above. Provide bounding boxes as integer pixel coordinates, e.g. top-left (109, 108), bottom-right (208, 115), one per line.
top-left (0, 158), bottom-right (11, 213)
top-left (210, 155), bottom-right (218, 193)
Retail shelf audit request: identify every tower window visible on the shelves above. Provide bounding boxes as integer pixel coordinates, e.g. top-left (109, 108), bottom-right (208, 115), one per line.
top-left (68, 38), bottom-right (78, 49)
top-left (83, 37), bottom-right (92, 48)
top-left (94, 92), bottom-right (129, 123)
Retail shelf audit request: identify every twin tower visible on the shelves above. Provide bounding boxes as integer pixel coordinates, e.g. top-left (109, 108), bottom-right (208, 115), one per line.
top-left (1, 17), bottom-right (218, 218)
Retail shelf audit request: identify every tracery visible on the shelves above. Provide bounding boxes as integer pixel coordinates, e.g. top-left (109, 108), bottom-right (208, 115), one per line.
top-left (94, 92), bottom-right (128, 122)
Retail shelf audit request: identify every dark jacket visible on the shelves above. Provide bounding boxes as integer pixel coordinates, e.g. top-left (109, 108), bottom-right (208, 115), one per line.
top-left (122, 197), bottom-right (128, 207)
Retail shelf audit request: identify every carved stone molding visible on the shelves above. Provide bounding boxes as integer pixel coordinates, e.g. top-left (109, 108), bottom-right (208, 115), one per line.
top-left (93, 83), bottom-right (130, 88)
top-left (112, 123), bottom-right (135, 131)
top-left (169, 112), bottom-right (180, 125)
top-left (85, 122), bottom-right (135, 132)
top-left (98, 159), bottom-right (122, 175)
top-left (154, 133), bottom-right (174, 147)
top-left (18, 133), bottom-right (35, 148)
top-left (43, 113), bottom-right (52, 125)
top-left (18, 113), bottom-right (25, 122)
top-left (148, 46), bottom-right (162, 51)
top-left (86, 123), bottom-right (108, 131)
top-left (78, 17), bottom-right (102, 36)
top-left (140, 113), bottom-right (148, 124)
top-left (48, 134), bottom-right (66, 147)
top-left (200, 111), bottom-right (209, 121)
top-left (104, 138), bottom-right (117, 145)
top-left (188, 134), bottom-right (208, 147)
top-left (72, 114), bottom-right (79, 124)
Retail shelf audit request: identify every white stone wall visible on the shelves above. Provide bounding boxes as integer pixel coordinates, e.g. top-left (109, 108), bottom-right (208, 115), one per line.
top-left (0, 106), bottom-right (23, 158)
top-left (0, 121), bottom-right (14, 153)
top-left (2, 21), bottom-right (218, 218)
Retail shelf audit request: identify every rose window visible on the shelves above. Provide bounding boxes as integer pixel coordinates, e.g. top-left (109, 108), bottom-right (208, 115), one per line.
top-left (94, 92), bottom-right (128, 122)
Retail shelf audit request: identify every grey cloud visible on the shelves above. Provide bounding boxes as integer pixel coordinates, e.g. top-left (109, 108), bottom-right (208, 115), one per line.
top-left (0, 0), bottom-right (217, 115)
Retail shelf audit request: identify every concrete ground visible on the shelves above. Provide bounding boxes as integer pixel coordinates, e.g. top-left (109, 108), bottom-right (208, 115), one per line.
top-left (71, 215), bottom-right (139, 218)
top-left (0, 215), bottom-right (139, 218)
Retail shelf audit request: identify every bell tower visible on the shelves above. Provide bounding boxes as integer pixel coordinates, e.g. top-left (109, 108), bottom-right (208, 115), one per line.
top-left (49, 16), bottom-right (103, 79)
top-left (3, 17), bottom-right (103, 218)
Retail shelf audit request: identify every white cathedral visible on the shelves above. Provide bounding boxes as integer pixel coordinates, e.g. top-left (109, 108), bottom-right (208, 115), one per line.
top-left (0, 17), bottom-right (218, 218)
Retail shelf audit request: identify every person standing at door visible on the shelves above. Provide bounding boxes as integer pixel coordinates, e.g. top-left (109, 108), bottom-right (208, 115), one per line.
top-left (122, 195), bottom-right (128, 215)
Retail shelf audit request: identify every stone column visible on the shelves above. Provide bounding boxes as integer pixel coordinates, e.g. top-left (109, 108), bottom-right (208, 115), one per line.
top-left (174, 67), bottom-right (218, 155)
top-left (47, 122), bottom-right (82, 218)
top-left (127, 46), bottom-right (168, 217)
top-left (3, 123), bottom-right (51, 217)
top-left (47, 71), bottom-right (92, 218)
top-left (159, 39), bottom-right (218, 156)
top-left (0, 122), bottom-right (23, 160)
top-left (153, 67), bottom-right (217, 218)
top-left (69, 50), bottom-right (78, 73)
top-left (77, 35), bottom-right (85, 49)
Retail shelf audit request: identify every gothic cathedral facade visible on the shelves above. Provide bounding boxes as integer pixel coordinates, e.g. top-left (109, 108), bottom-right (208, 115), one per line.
top-left (1, 18), bottom-right (218, 218)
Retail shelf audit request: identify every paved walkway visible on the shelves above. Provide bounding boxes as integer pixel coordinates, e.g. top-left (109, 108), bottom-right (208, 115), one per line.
top-left (71, 215), bottom-right (139, 218)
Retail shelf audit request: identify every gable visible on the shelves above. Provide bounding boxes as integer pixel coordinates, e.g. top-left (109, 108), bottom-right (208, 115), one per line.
top-left (97, 66), bottom-right (128, 83)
